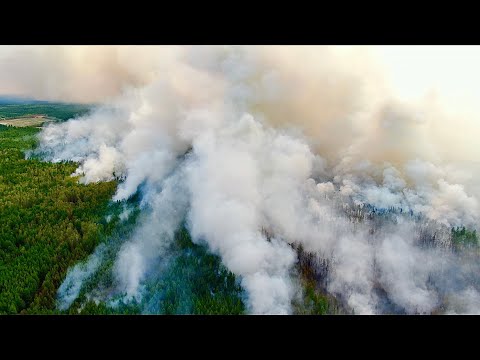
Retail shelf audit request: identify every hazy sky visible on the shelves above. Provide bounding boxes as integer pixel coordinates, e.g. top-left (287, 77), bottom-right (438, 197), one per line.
top-left (372, 46), bottom-right (480, 104)
top-left (2, 45), bottom-right (480, 105)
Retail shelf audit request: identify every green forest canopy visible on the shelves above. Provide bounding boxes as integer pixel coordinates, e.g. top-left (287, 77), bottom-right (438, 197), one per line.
top-left (0, 124), bottom-right (117, 313)
top-left (0, 119), bottom-right (248, 314)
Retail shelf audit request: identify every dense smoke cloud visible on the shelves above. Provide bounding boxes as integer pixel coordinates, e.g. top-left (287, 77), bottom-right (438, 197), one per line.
top-left (0, 46), bottom-right (165, 103)
top-left (19, 45), bottom-right (480, 314)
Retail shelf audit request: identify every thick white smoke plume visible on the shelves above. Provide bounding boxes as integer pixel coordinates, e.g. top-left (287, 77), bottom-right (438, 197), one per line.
top-left (15, 45), bottom-right (480, 314)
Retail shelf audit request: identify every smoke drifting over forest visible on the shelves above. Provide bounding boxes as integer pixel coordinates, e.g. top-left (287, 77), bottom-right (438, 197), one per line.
top-left (3, 45), bottom-right (480, 314)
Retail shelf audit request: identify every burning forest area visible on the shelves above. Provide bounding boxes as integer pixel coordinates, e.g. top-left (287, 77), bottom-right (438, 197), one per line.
top-left (1, 45), bottom-right (480, 315)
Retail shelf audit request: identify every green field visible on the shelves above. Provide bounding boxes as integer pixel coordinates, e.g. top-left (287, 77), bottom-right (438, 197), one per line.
top-left (0, 117), bottom-right (55, 128)
top-left (0, 103), bottom-right (93, 122)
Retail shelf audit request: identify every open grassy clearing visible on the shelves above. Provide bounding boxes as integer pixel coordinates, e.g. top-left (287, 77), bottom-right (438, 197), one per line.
top-left (0, 116), bottom-right (55, 128)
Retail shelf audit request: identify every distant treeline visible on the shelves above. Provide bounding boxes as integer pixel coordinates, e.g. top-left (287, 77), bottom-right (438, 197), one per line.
top-left (0, 103), bottom-right (94, 121)
top-left (0, 96), bottom-right (52, 105)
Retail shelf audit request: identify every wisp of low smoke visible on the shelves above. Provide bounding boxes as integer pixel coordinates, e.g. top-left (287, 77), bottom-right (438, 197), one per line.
top-left (9, 45), bottom-right (480, 314)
